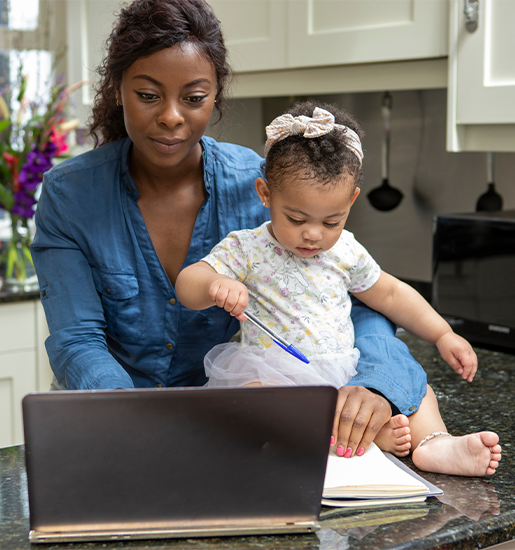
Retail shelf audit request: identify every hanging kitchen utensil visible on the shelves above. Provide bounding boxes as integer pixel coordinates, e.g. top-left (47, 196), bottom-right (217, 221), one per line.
top-left (367, 92), bottom-right (404, 212)
top-left (476, 152), bottom-right (503, 211)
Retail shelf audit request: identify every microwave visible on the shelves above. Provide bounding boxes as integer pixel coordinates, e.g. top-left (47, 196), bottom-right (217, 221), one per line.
top-left (432, 210), bottom-right (515, 353)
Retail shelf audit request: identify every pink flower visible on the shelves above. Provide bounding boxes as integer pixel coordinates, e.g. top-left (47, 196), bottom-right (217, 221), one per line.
top-left (273, 246), bottom-right (282, 256)
top-left (280, 287), bottom-right (290, 297)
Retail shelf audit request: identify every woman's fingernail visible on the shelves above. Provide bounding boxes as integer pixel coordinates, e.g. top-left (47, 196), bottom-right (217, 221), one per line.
top-left (336, 445), bottom-right (344, 456)
top-left (344, 447), bottom-right (352, 458)
top-left (357, 447), bottom-right (365, 456)
top-left (330, 436), bottom-right (335, 446)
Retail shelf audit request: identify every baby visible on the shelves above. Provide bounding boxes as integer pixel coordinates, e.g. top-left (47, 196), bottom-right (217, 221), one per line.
top-left (176, 101), bottom-right (501, 476)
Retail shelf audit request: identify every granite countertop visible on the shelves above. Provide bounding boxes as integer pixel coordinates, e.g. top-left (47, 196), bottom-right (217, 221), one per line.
top-left (1, 332), bottom-right (514, 550)
top-left (0, 289), bottom-right (40, 304)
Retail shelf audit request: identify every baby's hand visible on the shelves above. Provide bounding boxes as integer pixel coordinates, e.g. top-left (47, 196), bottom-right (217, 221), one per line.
top-left (435, 331), bottom-right (477, 382)
top-left (208, 278), bottom-right (248, 321)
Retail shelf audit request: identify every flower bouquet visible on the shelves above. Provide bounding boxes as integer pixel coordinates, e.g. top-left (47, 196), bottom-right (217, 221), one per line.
top-left (0, 69), bottom-right (84, 291)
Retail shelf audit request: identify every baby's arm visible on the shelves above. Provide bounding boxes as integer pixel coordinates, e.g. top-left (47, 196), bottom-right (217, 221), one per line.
top-left (175, 261), bottom-right (249, 321)
top-left (354, 271), bottom-right (477, 382)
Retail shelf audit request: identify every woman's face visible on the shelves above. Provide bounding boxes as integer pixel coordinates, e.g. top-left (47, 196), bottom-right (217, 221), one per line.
top-left (117, 42), bottom-right (217, 178)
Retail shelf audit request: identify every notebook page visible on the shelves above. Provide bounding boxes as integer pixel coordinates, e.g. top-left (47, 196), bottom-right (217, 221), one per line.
top-left (323, 442), bottom-right (429, 493)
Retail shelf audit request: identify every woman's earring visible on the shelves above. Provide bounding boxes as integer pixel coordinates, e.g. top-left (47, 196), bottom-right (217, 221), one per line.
top-left (116, 97), bottom-right (122, 107)
top-left (262, 202), bottom-right (266, 207)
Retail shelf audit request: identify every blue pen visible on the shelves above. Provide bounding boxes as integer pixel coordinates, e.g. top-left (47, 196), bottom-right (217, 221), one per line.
top-left (243, 310), bottom-right (310, 364)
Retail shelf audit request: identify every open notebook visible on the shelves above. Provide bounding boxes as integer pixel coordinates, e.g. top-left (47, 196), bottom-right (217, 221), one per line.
top-left (322, 442), bottom-right (442, 507)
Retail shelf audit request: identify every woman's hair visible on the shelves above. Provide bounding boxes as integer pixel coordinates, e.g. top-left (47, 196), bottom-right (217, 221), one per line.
top-left (88, 0), bottom-right (230, 146)
top-left (263, 100), bottom-right (364, 192)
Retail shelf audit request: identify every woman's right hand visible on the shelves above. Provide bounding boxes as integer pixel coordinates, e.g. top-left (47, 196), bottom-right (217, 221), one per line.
top-left (208, 278), bottom-right (248, 321)
top-left (331, 385), bottom-right (392, 458)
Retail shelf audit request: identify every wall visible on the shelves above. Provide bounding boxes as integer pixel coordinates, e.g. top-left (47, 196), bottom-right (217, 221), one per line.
top-left (207, 89), bottom-right (515, 283)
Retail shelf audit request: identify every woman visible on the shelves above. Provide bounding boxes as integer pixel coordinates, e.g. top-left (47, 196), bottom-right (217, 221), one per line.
top-left (31, 0), bottom-right (426, 458)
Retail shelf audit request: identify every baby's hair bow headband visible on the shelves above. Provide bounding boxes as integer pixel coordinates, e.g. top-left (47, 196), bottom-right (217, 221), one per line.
top-left (264, 107), bottom-right (363, 165)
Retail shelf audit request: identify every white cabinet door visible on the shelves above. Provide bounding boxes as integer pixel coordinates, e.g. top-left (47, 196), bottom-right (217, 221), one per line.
top-left (0, 302), bottom-right (38, 448)
top-left (209, 0), bottom-right (287, 72)
top-left (287, 0), bottom-right (448, 68)
top-left (36, 301), bottom-right (53, 392)
top-left (0, 350), bottom-right (37, 448)
top-left (447, 0), bottom-right (515, 151)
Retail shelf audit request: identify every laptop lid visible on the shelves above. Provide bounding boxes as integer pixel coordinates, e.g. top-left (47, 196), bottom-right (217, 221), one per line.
top-left (22, 385), bottom-right (337, 543)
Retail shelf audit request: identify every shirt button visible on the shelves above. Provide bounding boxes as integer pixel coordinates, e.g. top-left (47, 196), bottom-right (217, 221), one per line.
top-left (156, 383), bottom-right (163, 388)
top-left (169, 298), bottom-right (176, 305)
top-left (41, 290), bottom-right (47, 297)
top-left (106, 288), bottom-right (111, 295)
top-left (409, 406), bottom-right (416, 411)
top-left (126, 185), bottom-right (132, 193)
top-left (166, 343), bottom-right (173, 350)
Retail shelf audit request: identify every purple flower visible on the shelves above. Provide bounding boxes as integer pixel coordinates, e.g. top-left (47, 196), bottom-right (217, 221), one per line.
top-left (279, 287), bottom-right (290, 297)
top-left (11, 190), bottom-right (36, 218)
top-left (43, 140), bottom-right (58, 158)
top-left (263, 275), bottom-right (272, 283)
top-left (273, 246), bottom-right (282, 256)
top-left (229, 240), bottom-right (239, 248)
top-left (292, 303), bottom-right (302, 311)
top-left (18, 146), bottom-right (53, 191)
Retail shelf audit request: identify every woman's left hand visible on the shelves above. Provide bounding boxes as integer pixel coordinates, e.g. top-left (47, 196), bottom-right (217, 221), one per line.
top-left (331, 385), bottom-right (392, 458)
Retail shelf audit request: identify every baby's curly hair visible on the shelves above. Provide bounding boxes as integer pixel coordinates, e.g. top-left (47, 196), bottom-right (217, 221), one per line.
top-left (263, 100), bottom-right (364, 193)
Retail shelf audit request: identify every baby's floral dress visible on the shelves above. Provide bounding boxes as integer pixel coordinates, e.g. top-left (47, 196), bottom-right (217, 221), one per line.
top-left (201, 222), bottom-right (381, 388)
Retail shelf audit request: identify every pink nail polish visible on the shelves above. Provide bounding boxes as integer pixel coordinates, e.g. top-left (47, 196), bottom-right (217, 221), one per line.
top-left (330, 436), bottom-right (335, 446)
top-left (357, 447), bottom-right (365, 456)
top-left (344, 448), bottom-right (352, 458)
top-left (337, 446), bottom-right (344, 457)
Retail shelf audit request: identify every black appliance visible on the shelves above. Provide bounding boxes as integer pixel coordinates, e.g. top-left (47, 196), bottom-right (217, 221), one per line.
top-left (432, 210), bottom-right (515, 352)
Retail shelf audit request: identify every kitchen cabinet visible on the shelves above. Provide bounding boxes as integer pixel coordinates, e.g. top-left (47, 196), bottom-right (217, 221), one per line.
top-left (210, 0), bottom-right (448, 72)
top-left (287, 0), bottom-right (448, 69)
top-left (0, 300), bottom-right (52, 449)
top-left (64, 0), bottom-right (515, 152)
top-left (447, 0), bottom-right (515, 151)
top-left (64, 0), bottom-right (450, 125)
top-left (208, 0), bottom-right (287, 72)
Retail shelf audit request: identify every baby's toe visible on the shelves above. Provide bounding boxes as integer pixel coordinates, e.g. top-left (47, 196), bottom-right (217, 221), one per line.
top-left (390, 414), bottom-right (410, 429)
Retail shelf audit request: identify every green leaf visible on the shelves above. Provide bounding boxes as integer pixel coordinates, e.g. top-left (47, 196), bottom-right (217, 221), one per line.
top-left (6, 242), bottom-right (16, 279)
top-left (0, 120), bottom-right (11, 133)
top-left (22, 244), bottom-right (34, 267)
top-left (0, 185), bottom-right (14, 211)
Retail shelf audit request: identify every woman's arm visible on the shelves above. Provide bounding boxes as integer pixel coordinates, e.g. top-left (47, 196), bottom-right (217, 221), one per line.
top-left (31, 174), bottom-right (134, 390)
top-left (176, 261), bottom-right (248, 321)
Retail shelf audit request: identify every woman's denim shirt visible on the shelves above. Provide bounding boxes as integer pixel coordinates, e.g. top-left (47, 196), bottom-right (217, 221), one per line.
top-left (31, 136), bottom-right (426, 414)
top-left (31, 137), bottom-right (270, 390)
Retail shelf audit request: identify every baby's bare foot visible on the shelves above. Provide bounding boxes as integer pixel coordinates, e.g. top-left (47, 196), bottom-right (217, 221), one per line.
top-left (412, 431), bottom-right (502, 476)
top-left (374, 414), bottom-right (411, 457)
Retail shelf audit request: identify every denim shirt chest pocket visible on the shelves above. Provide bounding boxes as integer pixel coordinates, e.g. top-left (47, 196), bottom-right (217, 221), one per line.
top-left (91, 267), bottom-right (143, 344)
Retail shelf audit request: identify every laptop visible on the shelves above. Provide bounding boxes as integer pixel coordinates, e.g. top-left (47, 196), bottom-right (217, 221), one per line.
top-left (22, 385), bottom-right (337, 543)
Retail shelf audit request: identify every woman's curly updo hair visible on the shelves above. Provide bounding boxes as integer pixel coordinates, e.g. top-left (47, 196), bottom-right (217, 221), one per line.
top-left (88, 0), bottom-right (230, 146)
top-left (263, 100), bottom-right (364, 193)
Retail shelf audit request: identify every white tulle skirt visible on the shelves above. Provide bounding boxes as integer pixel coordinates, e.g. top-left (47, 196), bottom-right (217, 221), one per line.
top-left (204, 342), bottom-right (359, 388)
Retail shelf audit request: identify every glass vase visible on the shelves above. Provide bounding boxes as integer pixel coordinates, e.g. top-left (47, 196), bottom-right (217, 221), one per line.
top-left (0, 214), bottom-right (39, 293)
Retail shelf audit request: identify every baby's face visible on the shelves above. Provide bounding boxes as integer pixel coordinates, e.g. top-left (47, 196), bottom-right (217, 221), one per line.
top-left (261, 174), bottom-right (360, 258)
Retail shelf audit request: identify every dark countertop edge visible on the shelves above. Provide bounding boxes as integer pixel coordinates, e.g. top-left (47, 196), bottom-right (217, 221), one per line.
top-left (0, 290), bottom-right (40, 303)
top-left (391, 508), bottom-right (515, 550)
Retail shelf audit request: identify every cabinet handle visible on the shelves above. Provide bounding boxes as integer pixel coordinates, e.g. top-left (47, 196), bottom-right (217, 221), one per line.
top-left (464, 0), bottom-right (478, 32)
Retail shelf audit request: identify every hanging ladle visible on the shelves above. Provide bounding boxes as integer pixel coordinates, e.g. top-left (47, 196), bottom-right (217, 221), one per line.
top-left (367, 92), bottom-right (404, 211)
top-left (476, 152), bottom-right (503, 211)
